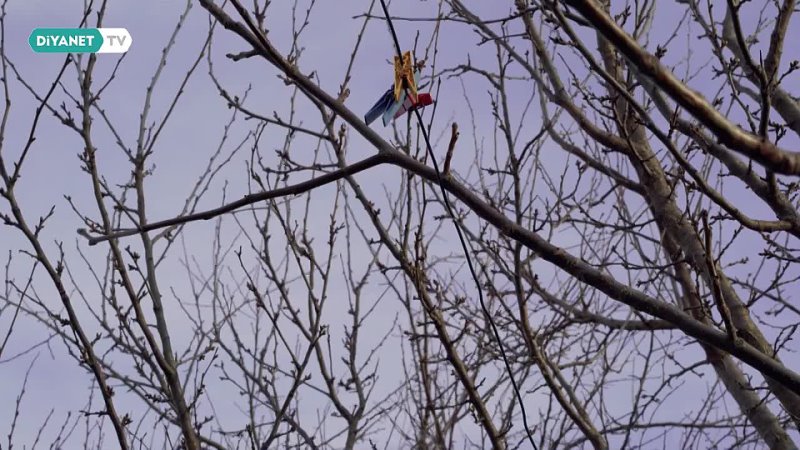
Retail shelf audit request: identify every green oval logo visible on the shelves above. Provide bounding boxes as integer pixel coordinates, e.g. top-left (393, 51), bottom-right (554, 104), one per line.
top-left (28, 28), bottom-right (103, 53)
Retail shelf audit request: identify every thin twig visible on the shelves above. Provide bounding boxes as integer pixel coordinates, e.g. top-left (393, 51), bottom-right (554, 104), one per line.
top-left (443, 122), bottom-right (459, 175)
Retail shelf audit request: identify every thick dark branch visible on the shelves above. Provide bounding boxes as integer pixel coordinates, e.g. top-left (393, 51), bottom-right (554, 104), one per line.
top-left (388, 151), bottom-right (800, 395)
top-left (80, 153), bottom-right (388, 245)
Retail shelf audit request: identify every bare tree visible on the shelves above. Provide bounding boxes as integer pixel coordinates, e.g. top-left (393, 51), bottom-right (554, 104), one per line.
top-left (2, 0), bottom-right (800, 449)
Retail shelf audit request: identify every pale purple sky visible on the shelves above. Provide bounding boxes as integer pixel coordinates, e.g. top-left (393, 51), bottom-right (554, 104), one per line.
top-left (1, 1), bottom-right (799, 448)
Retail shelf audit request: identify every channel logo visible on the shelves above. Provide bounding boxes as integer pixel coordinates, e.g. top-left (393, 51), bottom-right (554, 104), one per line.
top-left (29, 28), bottom-right (132, 53)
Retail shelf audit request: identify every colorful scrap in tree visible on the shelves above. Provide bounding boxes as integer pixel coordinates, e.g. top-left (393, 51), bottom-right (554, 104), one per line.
top-left (364, 51), bottom-right (434, 126)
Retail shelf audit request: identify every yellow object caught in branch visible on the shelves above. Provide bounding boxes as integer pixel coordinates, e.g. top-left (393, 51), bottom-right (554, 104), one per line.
top-left (393, 51), bottom-right (418, 102)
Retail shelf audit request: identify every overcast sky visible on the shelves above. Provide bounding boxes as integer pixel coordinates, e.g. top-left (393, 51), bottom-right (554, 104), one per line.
top-left (2, 1), bottom-right (799, 449)
top-left (1, 1), bottom-right (509, 446)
